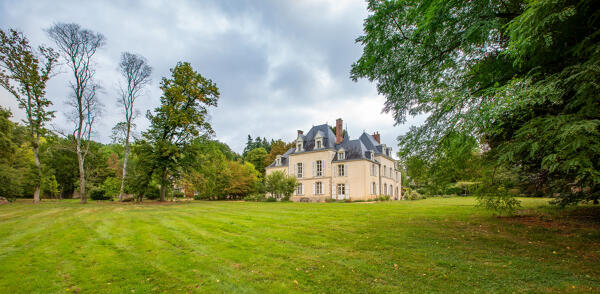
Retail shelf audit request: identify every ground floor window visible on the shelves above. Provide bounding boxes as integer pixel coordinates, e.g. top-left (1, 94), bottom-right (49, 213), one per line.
top-left (371, 182), bottom-right (376, 195)
top-left (337, 183), bottom-right (345, 196)
top-left (384, 183), bottom-right (387, 195)
top-left (296, 183), bottom-right (303, 195)
top-left (315, 182), bottom-right (323, 194)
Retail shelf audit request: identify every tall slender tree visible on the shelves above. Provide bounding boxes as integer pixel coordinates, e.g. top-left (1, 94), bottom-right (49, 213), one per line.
top-left (116, 52), bottom-right (152, 201)
top-left (0, 29), bottom-right (58, 203)
top-left (47, 23), bottom-right (105, 203)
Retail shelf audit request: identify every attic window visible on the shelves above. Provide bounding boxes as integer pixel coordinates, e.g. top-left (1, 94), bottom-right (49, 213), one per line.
top-left (276, 155), bottom-right (282, 166)
top-left (315, 132), bottom-right (324, 149)
top-left (296, 142), bottom-right (303, 152)
top-left (338, 150), bottom-right (345, 160)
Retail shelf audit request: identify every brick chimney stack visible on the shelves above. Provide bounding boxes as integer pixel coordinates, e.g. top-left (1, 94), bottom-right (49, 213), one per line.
top-left (336, 118), bottom-right (343, 144)
top-left (372, 131), bottom-right (380, 144)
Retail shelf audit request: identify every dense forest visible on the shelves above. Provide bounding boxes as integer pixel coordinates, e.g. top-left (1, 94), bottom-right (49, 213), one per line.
top-left (0, 102), bottom-right (296, 202)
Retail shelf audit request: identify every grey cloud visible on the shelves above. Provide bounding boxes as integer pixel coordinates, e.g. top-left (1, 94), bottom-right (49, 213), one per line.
top-left (0, 0), bottom-right (421, 155)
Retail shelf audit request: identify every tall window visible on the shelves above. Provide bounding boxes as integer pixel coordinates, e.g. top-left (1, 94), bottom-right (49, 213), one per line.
top-left (389, 167), bottom-right (393, 178)
top-left (296, 142), bottom-right (303, 152)
top-left (296, 183), bottom-right (303, 195)
top-left (383, 165), bottom-right (387, 177)
top-left (316, 140), bottom-right (322, 149)
top-left (371, 182), bottom-right (376, 195)
top-left (384, 183), bottom-right (387, 195)
top-left (338, 151), bottom-right (345, 160)
top-left (316, 160), bottom-right (323, 176)
top-left (337, 184), bottom-right (345, 196)
top-left (297, 163), bottom-right (303, 178)
top-left (315, 182), bottom-right (323, 194)
top-left (337, 164), bottom-right (345, 176)
top-left (370, 164), bottom-right (375, 176)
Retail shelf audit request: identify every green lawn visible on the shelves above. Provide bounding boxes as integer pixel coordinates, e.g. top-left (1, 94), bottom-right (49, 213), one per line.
top-left (0, 197), bottom-right (598, 293)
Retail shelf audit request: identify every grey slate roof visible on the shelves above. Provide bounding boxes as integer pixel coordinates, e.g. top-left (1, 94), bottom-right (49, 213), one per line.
top-left (301, 124), bottom-right (337, 151)
top-left (332, 139), bottom-right (369, 162)
top-left (266, 124), bottom-right (390, 168)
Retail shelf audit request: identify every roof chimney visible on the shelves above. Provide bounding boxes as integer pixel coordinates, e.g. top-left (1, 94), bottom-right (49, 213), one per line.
top-left (297, 130), bottom-right (303, 136)
top-left (336, 118), bottom-right (343, 144)
top-left (372, 132), bottom-right (380, 144)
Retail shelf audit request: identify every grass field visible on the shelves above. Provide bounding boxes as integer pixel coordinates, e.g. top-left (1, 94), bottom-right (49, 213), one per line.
top-left (0, 197), bottom-right (598, 293)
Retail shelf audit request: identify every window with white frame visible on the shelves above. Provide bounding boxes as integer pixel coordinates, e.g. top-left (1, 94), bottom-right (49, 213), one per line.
top-left (338, 151), bottom-right (345, 160)
top-left (389, 167), bottom-right (393, 178)
top-left (337, 164), bottom-right (345, 176)
top-left (316, 140), bottom-right (322, 149)
top-left (316, 160), bottom-right (323, 177)
top-left (371, 182), bottom-right (376, 195)
top-left (315, 182), bottom-right (323, 194)
top-left (370, 163), bottom-right (376, 176)
top-left (337, 183), bottom-right (345, 196)
top-left (276, 155), bottom-right (281, 166)
top-left (383, 165), bottom-right (387, 177)
top-left (297, 163), bottom-right (303, 178)
top-left (296, 142), bottom-right (303, 152)
top-left (296, 183), bottom-right (303, 195)
top-left (384, 183), bottom-right (387, 195)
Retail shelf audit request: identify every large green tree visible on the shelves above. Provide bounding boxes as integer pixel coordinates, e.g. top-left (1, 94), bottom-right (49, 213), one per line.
top-left (0, 107), bottom-right (22, 199)
top-left (144, 62), bottom-right (219, 201)
top-left (352, 0), bottom-right (600, 205)
top-left (0, 29), bottom-right (58, 203)
top-left (244, 147), bottom-right (268, 176)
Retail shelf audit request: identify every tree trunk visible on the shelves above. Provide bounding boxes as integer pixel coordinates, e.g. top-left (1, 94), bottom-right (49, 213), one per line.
top-left (159, 167), bottom-right (168, 202)
top-left (118, 143), bottom-right (130, 201)
top-left (77, 138), bottom-right (86, 204)
top-left (32, 143), bottom-right (42, 204)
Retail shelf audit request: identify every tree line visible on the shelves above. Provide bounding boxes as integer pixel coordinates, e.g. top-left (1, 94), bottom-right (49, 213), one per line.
top-left (0, 23), bottom-right (296, 203)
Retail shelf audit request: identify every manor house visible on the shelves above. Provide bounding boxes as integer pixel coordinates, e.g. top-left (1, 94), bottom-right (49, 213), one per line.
top-left (266, 118), bottom-right (401, 202)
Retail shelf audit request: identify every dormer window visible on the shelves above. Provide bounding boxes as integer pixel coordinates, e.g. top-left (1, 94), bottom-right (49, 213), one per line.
top-left (369, 151), bottom-right (374, 159)
top-left (275, 155), bottom-right (282, 166)
top-left (297, 142), bottom-right (303, 152)
top-left (338, 150), bottom-right (345, 160)
top-left (315, 131), bottom-right (324, 149)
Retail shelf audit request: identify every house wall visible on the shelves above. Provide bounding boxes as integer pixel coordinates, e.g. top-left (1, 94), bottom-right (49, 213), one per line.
top-left (331, 160), bottom-right (371, 200)
top-left (266, 149), bottom-right (402, 202)
top-left (287, 149), bottom-right (336, 179)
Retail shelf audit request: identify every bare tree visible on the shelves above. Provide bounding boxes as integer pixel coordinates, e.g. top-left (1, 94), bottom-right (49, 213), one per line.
top-left (116, 52), bottom-right (152, 201)
top-left (47, 23), bottom-right (105, 204)
top-left (0, 29), bottom-right (58, 204)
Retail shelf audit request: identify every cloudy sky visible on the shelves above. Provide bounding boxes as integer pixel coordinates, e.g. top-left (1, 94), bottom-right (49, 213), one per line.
top-left (0, 0), bottom-right (424, 155)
